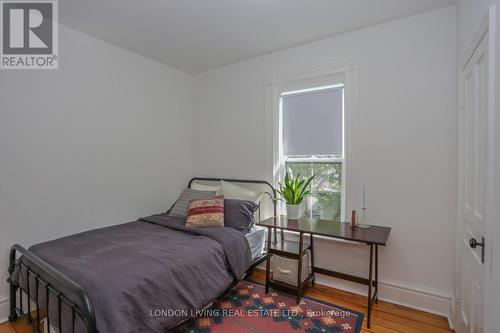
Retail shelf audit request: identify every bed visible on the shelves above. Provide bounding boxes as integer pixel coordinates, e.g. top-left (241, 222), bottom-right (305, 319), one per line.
top-left (8, 177), bottom-right (275, 333)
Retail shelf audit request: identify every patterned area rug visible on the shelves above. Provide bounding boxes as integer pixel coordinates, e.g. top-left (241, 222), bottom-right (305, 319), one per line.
top-left (172, 281), bottom-right (364, 333)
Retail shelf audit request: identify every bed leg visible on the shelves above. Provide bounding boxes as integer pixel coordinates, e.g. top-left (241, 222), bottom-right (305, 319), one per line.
top-left (8, 247), bottom-right (18, 322)
top-left (9, 281), bottom-right (18, 322)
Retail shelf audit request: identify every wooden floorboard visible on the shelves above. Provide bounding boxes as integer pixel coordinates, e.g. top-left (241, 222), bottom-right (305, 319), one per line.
top-left (247, 270), bottom-right (453, 333)
top-left (0, 270), bottom-right (453, 333)
top-left (0, 323), bottom-right (16, 333)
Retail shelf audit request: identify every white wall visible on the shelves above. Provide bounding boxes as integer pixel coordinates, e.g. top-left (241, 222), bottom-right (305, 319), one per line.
top-left (0, 25), bottom-right (193, 321)
top-left (193, 6), bottom-right (457, 317)
top-left (457, 1), bottom-right (500, 332)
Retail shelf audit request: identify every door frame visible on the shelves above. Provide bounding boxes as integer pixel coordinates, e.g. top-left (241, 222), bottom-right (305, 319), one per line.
top-left (455, 5), bottom-right (497, 332)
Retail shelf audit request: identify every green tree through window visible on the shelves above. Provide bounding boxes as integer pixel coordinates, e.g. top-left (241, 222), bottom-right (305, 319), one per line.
top-left (285, 161), bottom-right (342, 220)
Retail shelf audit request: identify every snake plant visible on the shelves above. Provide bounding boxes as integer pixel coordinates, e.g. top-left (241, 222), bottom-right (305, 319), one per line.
top-left (277, 170), bottom-right (314, 205)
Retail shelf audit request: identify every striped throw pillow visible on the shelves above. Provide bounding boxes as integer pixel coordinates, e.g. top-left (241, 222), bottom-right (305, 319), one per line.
top-left (186, 195), bottom-right (224, 228)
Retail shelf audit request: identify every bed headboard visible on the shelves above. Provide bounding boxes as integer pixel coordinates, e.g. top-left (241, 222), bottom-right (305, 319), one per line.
top-left (188, 177), bottom-right (276, 220)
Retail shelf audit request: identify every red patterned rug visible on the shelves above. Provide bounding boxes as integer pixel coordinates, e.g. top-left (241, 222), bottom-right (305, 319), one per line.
top-left (171, 281), bottom-right (364, 333)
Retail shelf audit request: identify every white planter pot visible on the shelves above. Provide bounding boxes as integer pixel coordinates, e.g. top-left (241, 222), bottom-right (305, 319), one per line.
top-left (286, 204), bottom-right (301, 220)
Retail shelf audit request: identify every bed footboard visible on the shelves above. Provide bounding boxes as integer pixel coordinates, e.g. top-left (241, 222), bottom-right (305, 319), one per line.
top-left (8, 244), bottom-right (97, 333)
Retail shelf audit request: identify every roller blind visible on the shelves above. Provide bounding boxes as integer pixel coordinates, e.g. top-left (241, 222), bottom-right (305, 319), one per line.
top-left (282, 87), bottom-right (343, 156)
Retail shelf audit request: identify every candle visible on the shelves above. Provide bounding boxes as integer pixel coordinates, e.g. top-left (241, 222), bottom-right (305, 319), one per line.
top-left (362, 184), bottom-right (366, 209)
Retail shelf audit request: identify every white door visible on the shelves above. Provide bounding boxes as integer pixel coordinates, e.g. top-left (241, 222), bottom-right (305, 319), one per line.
top-left (456, 29), bottom-right (490, 333)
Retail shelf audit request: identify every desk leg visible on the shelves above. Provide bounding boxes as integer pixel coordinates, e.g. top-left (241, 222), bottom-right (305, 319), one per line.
top-left (310, 233), bottom-right (315, 287)
top-left (296, 232), bottom-right (304, 304)
top-left (375, 245), bottom-right (379, 304)
top-left (367, 244), bottom-right (373, 329)
top-left (265, 227), bottom-right (272, 294)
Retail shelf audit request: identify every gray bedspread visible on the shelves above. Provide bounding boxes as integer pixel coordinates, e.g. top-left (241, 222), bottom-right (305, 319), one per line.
top-left (14, 214), bottom-right (252, 333)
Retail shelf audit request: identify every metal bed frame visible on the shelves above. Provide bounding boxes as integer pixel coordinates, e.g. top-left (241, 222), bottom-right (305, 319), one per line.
top-left (8, 177), bottom-right (276, 333)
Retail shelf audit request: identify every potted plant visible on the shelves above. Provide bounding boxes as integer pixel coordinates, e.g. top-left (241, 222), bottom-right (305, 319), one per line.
top-left (277, 170), bottom-right (314, 220)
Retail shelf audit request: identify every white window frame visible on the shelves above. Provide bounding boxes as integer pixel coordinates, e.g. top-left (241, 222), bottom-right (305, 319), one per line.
top-left (264, 60), bottom-right (359, 221)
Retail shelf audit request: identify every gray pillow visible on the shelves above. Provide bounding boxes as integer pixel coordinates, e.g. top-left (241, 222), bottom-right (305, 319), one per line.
top-left (168, 188), bottom-right (216, 218)
top-left (224, 199), bottom-right (259, 232)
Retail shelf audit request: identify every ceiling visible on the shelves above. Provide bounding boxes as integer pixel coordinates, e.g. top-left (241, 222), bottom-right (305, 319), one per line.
top-left (60, 0), bottom-right (456, 74)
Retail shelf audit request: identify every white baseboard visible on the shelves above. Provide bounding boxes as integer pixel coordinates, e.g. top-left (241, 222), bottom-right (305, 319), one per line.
top-left (0, 296), bottom-right (9, 324)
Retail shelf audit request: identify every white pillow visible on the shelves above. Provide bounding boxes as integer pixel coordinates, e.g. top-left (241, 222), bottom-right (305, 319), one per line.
top-left (220, 180), bottom-right (264, 203)
top-left (191, 183), bottom-right (221, 194)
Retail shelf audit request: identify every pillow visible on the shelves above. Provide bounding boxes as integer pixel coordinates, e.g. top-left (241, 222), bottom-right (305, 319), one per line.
top-left (186, 196), bottom-right (224, 228)
top-left (224, 199), bottom-right (259, 232)
top-left (191, 183), bottom-right (221, 194)
top-left (219, 180), bottom-right (264, 203)
top-left (168, 188), bottom-right (216, 218)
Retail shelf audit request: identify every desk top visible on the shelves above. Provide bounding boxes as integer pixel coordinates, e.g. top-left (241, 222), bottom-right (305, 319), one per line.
top-left (256, 215), bottom-right (391, 246)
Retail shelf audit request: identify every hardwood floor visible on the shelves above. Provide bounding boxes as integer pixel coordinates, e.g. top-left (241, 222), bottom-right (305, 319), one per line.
top-left (0, 270), bottom-right (453, 333)
top-left (248, 271), bottom-right (453, 333)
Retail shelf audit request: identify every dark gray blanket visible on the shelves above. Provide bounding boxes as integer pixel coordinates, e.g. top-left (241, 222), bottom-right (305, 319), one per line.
top-left (139, 214), bottom-right (251, 280)
top-left (14, 215), bottom-right (252, 333)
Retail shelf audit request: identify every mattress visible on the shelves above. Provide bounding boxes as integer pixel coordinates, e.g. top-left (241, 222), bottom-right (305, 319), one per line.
top-left (245, 226), bottom-right (266, 260)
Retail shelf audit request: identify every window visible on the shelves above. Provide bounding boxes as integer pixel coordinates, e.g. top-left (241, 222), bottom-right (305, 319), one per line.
top-left (280, 85), bottom-right (345, 220)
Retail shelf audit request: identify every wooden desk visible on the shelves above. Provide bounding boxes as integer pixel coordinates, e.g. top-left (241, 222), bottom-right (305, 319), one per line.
top-left (256, 215), bottom-right (391, 329)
